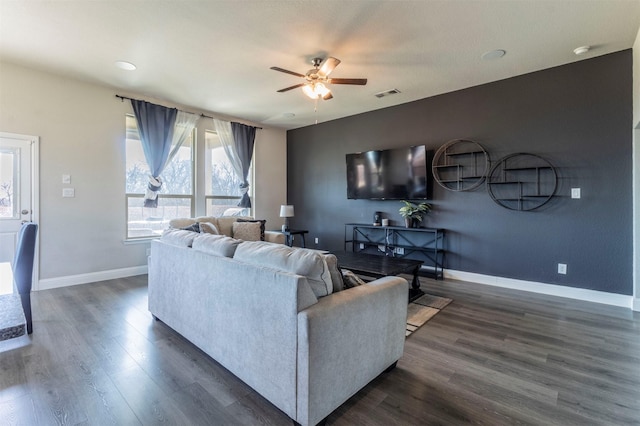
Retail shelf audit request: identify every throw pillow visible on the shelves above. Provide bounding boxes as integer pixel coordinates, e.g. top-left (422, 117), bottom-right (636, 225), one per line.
top-left (341, 269), bottom-right (366, 288)
top-left (180, 222), bottom-right (201, 233)
top-left (199, 222), bottom-right (220, 235)
top-left (234, 219), bottom-right (266, 241)
top-left (232, 221), bottom-right (262, 241)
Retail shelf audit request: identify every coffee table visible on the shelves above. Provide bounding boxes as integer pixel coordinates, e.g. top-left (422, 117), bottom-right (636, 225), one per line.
top-left (333, 251), bottom-right (425, 302)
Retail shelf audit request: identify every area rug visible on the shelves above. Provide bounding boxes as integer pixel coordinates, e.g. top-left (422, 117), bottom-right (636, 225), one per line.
top-left (406, 293), bottom-right (452, 337)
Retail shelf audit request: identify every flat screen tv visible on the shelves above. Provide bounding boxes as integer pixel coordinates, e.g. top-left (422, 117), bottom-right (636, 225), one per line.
top-left (346, 145), bottom-right (431, 200)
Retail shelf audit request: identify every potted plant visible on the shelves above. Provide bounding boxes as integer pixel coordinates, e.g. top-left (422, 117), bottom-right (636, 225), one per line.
top-left (399, 200), bottom-right (431, 228)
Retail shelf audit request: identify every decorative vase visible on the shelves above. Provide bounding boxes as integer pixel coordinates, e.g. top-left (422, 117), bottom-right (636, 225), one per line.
top-left (404, 217), bottom-right (412, 228)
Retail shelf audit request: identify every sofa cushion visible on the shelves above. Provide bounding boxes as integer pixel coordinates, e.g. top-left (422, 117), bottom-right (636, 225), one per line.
top-left (194, 216), bottom-right (218, 224)
top-left (199, 222), bottom-right (220, 235)
top-left (192, 233), bottom-right (241, 258)
top-left (169, 218), bottom-right (197, 229)
top-left (216, 216), bottom-right (248, 237)
top-left (233, 220), bottom-right (265, 241)
top-left (161, 229), bottom-right (198, 247)
top-left (234, 241), bottom-right (333, 298)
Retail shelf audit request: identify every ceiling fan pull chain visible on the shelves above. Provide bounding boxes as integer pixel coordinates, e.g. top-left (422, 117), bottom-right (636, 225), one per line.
top-left (314, 98), bottom-right (319, 124)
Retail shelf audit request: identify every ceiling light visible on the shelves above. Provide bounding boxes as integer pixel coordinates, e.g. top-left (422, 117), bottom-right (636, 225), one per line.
top-left (302, 82), bottom-right (331, 99)
top-left (481, 49), bottom-right (506, 61)
top-left (115, 61), bottom-right (136, 71)
top-left (573, 46), bottom-right (590, 55)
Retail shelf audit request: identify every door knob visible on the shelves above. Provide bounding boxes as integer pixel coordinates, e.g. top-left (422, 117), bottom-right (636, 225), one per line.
top-left (21, 209), bottom-right (30, 215)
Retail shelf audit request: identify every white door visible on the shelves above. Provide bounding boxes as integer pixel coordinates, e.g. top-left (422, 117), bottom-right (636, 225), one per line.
top-left (0, 133), bottom-right (37, 269)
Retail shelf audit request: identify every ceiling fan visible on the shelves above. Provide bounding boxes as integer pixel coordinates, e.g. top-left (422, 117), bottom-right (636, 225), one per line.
top-left (270, 57), bottom-right (367, 100)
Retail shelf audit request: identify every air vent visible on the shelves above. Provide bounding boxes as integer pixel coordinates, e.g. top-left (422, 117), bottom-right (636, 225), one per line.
top-left (374, 89), bottom-right (401, 98)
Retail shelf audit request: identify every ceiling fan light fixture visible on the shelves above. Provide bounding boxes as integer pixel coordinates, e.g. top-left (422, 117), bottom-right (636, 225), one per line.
top-left (302, 82), bottom-right (331, 99)
top-left (302, 84), bottom-right (317, 99)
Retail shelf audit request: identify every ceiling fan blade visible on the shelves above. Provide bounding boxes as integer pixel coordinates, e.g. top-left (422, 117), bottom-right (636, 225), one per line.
top-left (277, 83), bottom-right (305, 93)
top-left (270, 66), bottom-right (305, 78)
top-left (318, 57), bottom-right (341, 77)
top-left (328, 78), bottom-right (368, 85)
top-left (322, 91), bottom-right (334, 100)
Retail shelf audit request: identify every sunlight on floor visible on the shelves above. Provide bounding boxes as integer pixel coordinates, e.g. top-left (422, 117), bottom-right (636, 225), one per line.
top-left (0, 262), bottom-right (13, 295)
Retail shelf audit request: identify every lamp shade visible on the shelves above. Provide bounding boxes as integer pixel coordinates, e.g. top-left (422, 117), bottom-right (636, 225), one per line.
top-left (280, 205), bottom-right (294, 218)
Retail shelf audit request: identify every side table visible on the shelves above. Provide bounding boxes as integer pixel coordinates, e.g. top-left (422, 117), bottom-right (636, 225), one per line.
top-left (273, 229), bottom-right (309, 247)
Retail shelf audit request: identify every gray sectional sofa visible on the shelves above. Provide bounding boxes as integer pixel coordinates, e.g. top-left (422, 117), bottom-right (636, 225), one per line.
top-left (148, 230), bottom-right (409, 426)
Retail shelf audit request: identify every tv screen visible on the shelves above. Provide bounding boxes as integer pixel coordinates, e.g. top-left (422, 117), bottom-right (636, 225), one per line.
top-left (346, 145), bottom-right (430, 200)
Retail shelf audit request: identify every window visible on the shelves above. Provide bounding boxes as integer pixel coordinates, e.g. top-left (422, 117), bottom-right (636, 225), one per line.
top-left (0, 148), bottom-right (17, 219)
top-left (125, 115), bottom-right (194, 239)
top-left (204, 130), bottom-right (252, 217)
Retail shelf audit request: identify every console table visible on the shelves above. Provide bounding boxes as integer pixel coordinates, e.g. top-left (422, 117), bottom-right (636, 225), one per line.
top-left (344, 224), bottom-right (445, 279)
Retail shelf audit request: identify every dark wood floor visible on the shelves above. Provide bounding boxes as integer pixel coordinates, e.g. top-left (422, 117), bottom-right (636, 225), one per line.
top-left (1, 275), bottom-right (639, 425)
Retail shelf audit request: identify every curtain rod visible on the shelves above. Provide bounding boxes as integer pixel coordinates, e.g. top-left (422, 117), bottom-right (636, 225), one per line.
top-left (115, 94), bottom-right (262, 129)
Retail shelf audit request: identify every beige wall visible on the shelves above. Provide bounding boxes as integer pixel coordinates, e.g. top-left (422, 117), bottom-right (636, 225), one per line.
top-left (0, 61), bottom-right (286, 287)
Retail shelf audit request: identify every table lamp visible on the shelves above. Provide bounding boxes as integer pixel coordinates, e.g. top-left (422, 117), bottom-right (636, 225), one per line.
top-left (280, 205), bottom-right (294, 232)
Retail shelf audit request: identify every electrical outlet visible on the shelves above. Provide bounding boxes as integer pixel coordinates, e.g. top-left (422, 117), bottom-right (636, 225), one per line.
top-left (395, 247), bottom-right (405, 255)
top-left (558, 263), bottom-right (567, 274)
top-left (359, 243), bottom-right (365, 249)
top-left (315, 237), bottom-right (319, 244)
top-left (571, 188), bottom-right (581, 199)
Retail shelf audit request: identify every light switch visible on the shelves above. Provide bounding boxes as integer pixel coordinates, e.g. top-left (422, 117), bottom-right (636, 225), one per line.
top-left (571, 188), bottom-right (581, 199)
top-left (62, 174), bottom-right (71, 184)
top-left (62, 188), bottom-right (75, 198)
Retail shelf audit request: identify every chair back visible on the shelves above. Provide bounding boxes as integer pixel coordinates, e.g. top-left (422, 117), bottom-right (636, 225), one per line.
top-left (13, 222), bottom-right (38, 295)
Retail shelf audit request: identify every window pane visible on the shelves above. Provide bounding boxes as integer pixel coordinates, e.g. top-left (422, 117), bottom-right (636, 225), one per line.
top-left (0, 148), bottom-right (18, 219)
top-left (205, 130), bottom-right (244, 196)
top-left (127, 196), bottom-right (192, 238)
top-left (126, 115), bottom-right (193, 195)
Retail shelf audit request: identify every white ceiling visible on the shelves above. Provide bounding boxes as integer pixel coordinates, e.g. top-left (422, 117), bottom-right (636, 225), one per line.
top-left (1, 1), bottom-right (639, 130)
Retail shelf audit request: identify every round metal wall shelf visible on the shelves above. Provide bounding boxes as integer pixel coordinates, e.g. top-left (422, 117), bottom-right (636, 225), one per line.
top-left (486, 152), bottom-right (558, 211)
top-left (432, 139), bottom-right (489, 192)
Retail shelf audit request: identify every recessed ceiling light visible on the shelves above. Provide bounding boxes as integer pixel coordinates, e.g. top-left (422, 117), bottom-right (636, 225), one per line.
top-left (481, 49), bottom-right (506, 61)
top-left (573, 46), bottom-right (590, 55)
top-left (115, 61), bottom-right (136, 71)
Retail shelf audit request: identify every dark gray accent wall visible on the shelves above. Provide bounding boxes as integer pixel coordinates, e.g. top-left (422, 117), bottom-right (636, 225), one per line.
top-left (287, 50), bottom-right (633, 295)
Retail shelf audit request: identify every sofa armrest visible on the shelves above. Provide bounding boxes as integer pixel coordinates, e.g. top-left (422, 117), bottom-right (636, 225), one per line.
top-left (265, 231), bottom-right (286, 244)
top-left (296, 276), bottom-right (408, 426)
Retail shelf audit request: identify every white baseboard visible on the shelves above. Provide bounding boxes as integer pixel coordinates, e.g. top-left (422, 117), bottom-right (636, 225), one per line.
top-left (444, 269), bottom-right (634, 309)
top-left (37, 265), bottom-right (148, 291)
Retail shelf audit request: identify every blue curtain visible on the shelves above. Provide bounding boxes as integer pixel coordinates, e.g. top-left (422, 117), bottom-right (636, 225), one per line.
top-left (130, 100), bottom-right (178, 207)
top-left (231, 122), bottom-right (256, 208)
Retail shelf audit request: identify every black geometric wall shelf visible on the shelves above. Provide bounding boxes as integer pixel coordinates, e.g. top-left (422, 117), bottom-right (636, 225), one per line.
top-left (486, 153), bottom-right (558, 211)
top-left (432, 139), bottom-right (490, 192)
